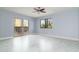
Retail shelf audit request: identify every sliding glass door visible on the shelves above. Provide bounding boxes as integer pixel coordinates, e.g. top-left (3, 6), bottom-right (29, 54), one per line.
top-left (14, 18), bottom-right (29, 36)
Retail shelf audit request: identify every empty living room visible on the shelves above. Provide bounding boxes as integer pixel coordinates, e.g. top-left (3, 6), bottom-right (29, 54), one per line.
top-left (0, 7), bottom-right (79, 52)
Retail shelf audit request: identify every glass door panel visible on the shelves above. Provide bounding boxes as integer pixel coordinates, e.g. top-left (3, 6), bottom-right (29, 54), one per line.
top-left (23, 20), bottom-right (29, 32)
top-left (14, 18), bottom-right (29, 37)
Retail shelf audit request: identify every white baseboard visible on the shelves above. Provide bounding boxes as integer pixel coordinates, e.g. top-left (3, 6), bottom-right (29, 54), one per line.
top-left (0, 34), bottom-right (78, 41)
top-left (0, 37), bottom-right (13, 40)
top-left (38, 33), bottom-right (79, 41)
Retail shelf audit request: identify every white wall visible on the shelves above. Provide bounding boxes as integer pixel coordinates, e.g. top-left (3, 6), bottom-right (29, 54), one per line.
top-left (35, 8), bottom-right (79, 40)
top-left (0, 9), bottom-right (35, 39)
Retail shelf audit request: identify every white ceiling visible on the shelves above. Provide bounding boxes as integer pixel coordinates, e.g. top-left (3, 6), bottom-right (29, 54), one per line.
top-left (2, 7), bottom-right (73, 17)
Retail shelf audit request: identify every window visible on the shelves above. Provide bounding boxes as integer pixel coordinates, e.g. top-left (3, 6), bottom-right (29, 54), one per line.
top-left (14, 18), bottom-right (29, 36)
top-left (23, 20), bottom-right (28, 27)
top-left (14, 18), bottom-right (22, 27)
top-left (40, 18), bottom-right (52, 29)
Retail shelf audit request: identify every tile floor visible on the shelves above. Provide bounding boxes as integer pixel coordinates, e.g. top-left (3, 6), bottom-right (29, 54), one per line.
top-left (0, 35), bottom-right (79, 52)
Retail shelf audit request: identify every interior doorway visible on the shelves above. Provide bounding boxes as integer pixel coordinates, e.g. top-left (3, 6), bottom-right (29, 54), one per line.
top-left (14, 18), bottom-right (29, 37)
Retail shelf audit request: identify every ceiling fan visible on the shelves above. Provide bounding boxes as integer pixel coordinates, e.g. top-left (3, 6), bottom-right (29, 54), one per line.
top-left (33, 7), bottom-right (46, 14)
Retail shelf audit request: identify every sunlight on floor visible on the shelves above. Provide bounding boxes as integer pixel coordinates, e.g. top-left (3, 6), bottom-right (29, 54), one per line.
top-left (0, 35), bottom-right (79, 52)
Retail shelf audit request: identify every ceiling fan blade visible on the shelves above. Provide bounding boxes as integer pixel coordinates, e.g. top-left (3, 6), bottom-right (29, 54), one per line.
top-left (34, 8), bottom-right (39, 11)
top-left (40, 8), bottom-right (45, 11)
top-left (41, 11), bottom-right (46, 13)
